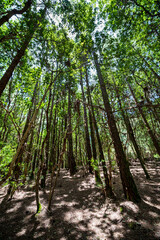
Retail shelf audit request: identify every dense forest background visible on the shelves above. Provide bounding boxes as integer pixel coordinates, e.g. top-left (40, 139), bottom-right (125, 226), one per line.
top-left (0, 0), bottom-right (160, 215)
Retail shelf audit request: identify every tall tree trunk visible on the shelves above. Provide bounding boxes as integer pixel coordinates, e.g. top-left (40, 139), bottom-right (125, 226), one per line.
top-left (35, 133), bottom-right (48, 213)
top-left (30, 109), bottom-right (44, 179)
top-left (143, 87), bottom-right (160, 126)
top-left (93, 52), bottom-right (141, 202)
top-left (6, 81), bottom-right (38, 198)
top-left (48, 129), bottom-right (68, 211)
top-left (49, 109), bottom-right (57, 172)
top-left (127, 80), bottom-right (160, 156)
top-left (23, 128), bottom-right (35, 183)
top-left (67, 88), bottom-right (77, 175)
top-left (0, 0), bottom-right (32, 26)
top-left (56, 120), bottom-right (62, 164)
top-left (85, 69), bottom-right (102, 184)
top-left (0, 71), bottom-right (62, 186)
top-left (0, 31), bottom-right (34, 97)
top-left (107, 141), bottom-right (113, 187)
top-left (85, 66), bottom-right (114, 196)
top-left (132, 73), bottom-right (160, 125)
top-left (137, 51), bottom-right (160, 82)
top-left (115, 84), bottom-right (150, 179)
top-left (88, 108), bottom-right (102, 184)
top-left (41, 88), bottom-right (53, 188)
top-left (0, 80), bottom-right (13, 144)
top-left (78, 123), bottom-right (83, 166)
top-left (80, 70), bottom-right (93, 174)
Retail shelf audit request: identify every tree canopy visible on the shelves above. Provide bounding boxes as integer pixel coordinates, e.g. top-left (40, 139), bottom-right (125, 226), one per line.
top-left (0, 0), bottom-right (160, 210)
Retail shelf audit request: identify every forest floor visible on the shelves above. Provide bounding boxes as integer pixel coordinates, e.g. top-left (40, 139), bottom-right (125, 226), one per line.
top-left (0, 160), bottom-right (160, 240)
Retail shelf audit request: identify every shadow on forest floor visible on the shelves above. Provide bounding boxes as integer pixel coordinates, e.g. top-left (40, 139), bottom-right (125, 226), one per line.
top-left (0, 160), bottom-right (160, 240)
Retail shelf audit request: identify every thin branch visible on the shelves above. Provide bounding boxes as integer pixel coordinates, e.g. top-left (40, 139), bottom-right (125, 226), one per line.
top-left (0, 101), bottom-right (21, 140)
top-left (132, 0), bottom-right (160, 17)
top-left (79, 99), bottom-right (160, 114)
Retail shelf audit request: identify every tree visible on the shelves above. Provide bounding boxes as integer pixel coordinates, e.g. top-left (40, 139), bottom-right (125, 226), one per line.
top-left (93, 52), bottom-right (141, 202)
top-left (85, 66), bottom-right (114, 196)
top-left (0, 30), bottom-right (35, 97)
top-left (67, 86), bottom-right (77, 175)
top-left (1, 0), bottom-right (160, 210)
top-left (0, 0), bottom-right (32, 27)
top-left (80, 70), bottom-right (93, 174)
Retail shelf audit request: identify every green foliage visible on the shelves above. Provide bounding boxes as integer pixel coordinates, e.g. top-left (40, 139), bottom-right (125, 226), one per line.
top-left (154, 154), bottom-right (160, 159)
top-left (0, 144), bottom-right (16, 167)
top-left (91, 158), bottom-right (99, 171)
top-left (0, 0), bottom-right (159, 196)
top-left (0, 144), bottom-right (16, 181)
top-left (36, 202), bottom-right (42, 215)
top-left (120, 206), bottom-right (123, 213)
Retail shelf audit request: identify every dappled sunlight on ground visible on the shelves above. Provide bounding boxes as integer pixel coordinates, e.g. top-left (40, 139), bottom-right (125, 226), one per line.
top-left (0, 160), bottom-right (160, 239)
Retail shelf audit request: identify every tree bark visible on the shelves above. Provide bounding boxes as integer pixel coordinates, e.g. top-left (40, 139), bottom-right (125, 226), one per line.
top-left (23, 128), bottom-right (34, 183)
top-left (132, 0), bottom-right (160, 18)
top-left (49, 108), bottom-right (57, 171)
top-left (115, 84), bottom-right (150, 179)
top-left (30, 109), bottom-right (44, 179)
top-left (0, 0), bottom-right (32, 26)
top-left (85, 66), bottom-right (114, 195)
top-left (67, 87), bottom-right (77, 175)
top-left (80, 70), bottom-right (93, 173)
top-left (0, 31), bottom-right (34, 97)
top-left (0, 71), bottom-right (62, 186)
top-left (35, 134), bottom-right (48, 213)
top-left (41, 88), bottom-right (53, 188)
top-left (85, 68), bottom-right (104, 185)
top-left (127, 80), bottom-right (160, 156)
top-left (48, 129), bottom-right (68, 211)
top-left (94, 52), bottom-right (141, 202)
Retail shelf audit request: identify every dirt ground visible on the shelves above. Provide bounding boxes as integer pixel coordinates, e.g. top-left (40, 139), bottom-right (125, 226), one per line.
top-left (0, 160), bottom-right (160, 240)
